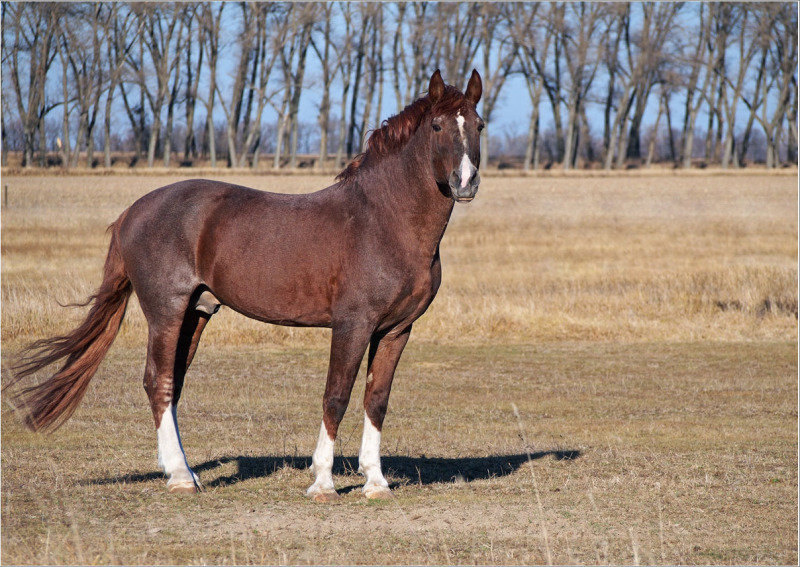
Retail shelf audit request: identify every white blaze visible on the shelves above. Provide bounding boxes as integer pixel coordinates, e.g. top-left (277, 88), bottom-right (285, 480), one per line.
top-left (456, 112), bottom-right (466, 142)
top-left (456, 112), bottom-right (473, 188)
top-left (359, 412), bottom-right (389, 493)
top-left (460, 154), bottom-right (474, 188)
top-left (307, 421), bottom-right (336, 495)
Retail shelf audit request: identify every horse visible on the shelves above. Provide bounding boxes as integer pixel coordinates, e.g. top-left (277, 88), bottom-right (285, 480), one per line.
top-left (6, 69), bottom-right (484, 501)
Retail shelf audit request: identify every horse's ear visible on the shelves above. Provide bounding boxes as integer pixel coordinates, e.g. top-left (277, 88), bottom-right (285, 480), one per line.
top-left (428, 70), bottom-right (445, 102)
top-left (464, 69), bottom-right (482, 105)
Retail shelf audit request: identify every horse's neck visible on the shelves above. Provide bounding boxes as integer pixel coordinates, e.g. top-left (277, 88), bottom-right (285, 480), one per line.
top-left (362, 143), bottom-right (454, 259)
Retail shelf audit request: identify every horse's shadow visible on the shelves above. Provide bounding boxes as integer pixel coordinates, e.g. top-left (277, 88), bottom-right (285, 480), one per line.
top-left (85, 450), bottom-right (581, 491)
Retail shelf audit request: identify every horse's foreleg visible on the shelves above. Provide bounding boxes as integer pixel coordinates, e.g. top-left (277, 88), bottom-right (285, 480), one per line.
top-left (359, 326), bottom-right (411, 499)
top-left (144, 311), bottom-right (207, 494)
top-left (307, 324), bottom-right (372, 501)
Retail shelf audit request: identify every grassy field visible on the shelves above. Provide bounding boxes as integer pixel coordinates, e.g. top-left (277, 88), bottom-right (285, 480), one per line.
top-left (1, 172), bottom-right (797, 564)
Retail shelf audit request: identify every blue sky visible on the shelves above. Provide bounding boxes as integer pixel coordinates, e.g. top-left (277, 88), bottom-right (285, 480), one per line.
top-left (2, 2), bottom-right (789, 153)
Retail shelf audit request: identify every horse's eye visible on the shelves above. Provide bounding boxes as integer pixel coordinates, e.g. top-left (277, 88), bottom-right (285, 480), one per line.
top-left (432, 123), bottom-right (442, 132)
top-left (477, 121), bottom-right (485, 133)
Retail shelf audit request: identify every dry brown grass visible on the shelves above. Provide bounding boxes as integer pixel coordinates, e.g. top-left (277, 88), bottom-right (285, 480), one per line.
top-left (1, 172), bottom-right (797, 564)
top-left (2, 173), bottom-right (796, 347)
top-left (1, 342), bottom-right (796, 564)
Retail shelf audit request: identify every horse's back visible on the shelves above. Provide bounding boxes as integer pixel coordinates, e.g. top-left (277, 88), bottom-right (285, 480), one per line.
top-left (118, 178), bottom-right (341, 253)
top-left (116, 178), bottom-right (350, 326)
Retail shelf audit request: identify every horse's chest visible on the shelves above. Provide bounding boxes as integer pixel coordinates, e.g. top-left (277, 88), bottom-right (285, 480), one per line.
top-left (383, 259), bottom-right (442, 326)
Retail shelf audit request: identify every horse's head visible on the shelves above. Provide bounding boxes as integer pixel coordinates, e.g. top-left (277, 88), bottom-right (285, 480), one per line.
top-left (427, 69), bottom-right (484, 203)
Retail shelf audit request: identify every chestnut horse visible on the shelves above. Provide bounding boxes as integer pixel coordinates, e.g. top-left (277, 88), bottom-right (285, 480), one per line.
top-left (8, 69), bottom-right (484, 501)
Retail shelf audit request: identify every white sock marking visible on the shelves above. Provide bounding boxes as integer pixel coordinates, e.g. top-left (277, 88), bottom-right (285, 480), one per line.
top-left (308, 421), bottom-right (336, 495)
top-left (157, 405), bottom-right (198, 487)
top-left (359, 412), bottom-right (389, 493)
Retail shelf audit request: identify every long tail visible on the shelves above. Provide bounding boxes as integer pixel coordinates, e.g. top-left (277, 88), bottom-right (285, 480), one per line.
top-left (5, 217), bottom-right (132, 432)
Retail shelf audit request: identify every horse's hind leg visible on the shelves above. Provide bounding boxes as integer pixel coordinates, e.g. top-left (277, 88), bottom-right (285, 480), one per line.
top-left (143, 307), bottom-right (209, 493)
top-left (173, 309), bottom-right (210, 406)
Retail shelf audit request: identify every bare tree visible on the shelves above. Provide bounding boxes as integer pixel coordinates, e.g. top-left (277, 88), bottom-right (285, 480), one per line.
top-left (287, 6), bottom-right (315, 167)
top-left (787, 74), bottom-right (798, 165)
top-left (3, 2), bottom-right (794, 172)
top-left (392, 3), bottom-right (438, 111)
top-left (217, 2), bottom-right (257, 168)
top-left (345, 6), bottom-right (372, 159)
top-left (701, 4), bottom-right (737, 165)
top-left (103, 4), bottom-right (137, 168)
top-left (311, 5), bottom-right (333, 169)
top-left (600, 4), bottom-right (626, 166)
top-left (477, 3), bottom-right (517, 169)
top-left (214, 3), bottom-right (284, 168)
top-left (624, 4), bottom-right (680, 167)
top-left (645, 83), bottom-right (667, 167)
top-left (5, 2), bottom-right (60, 167)
top-left (717, 6), bottom-right (760, 168)
top-left (271, 4), bottom-right (314, 169)
top-left (200, 2), bottom-right (223, 167)
top-left (180, 5), bottom-right (202, 162)
top-left (532, 3), bottom-right (568, 164)
top-left (55, 18), bottom-right (72, 167)
top-left (359, 3), bottom-right (385, 153)
top-left (603, 3), bottom-right (681, 169)
top-left (333, 3), bottom-right (356, 169)
top-left (134, 3), bottom-right (185, 167)
top-left (119, 29), bottom-right (147, 163)
top-left (433, 3), bottom-right (482, 84)
top-left (753, 4), bottom-right (797, 167)
top-left (676, 4), bottom-right (714, 169)
top-left (508, 3), bottom-right (547, 170)
top-left (559, 2), bottom-right (603, 169)
top-left (243, 4), bottom-right (281, 169)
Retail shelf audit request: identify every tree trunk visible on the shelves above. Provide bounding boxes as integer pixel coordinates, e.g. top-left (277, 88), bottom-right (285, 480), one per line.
top-left (103, 81), bottom-right (115, 168)
top-left (58, 40), bottom-right (71, 168)
top-left (1, 115), bottom-right (7, 167)
top-left (346, 27), bottom-right (366, 159)
top-left (314, 12), bottom-right (332, 171)
top-left (580, 105), bottom-right (593, 165)
top-left (85, 121), bottom-right (96, 168)
top-left (335, 79), bottom-right (350, 169)
top-left (288, 22), bottom-right (312, 168)
top-left (604, 81), bottom-right (635, 170)
top-left (206, 53), bottom-right (217, 167)
top-left (562, 105), bottom-right (576, 171)
top-left (272, 87), bottom-right (291, 169)
top-left (664, 102), bottom-right (676, 165)
top-left (184, 12), bottom-right (202, 161)
top-left (523, 108), bottom-right (539, 171)
top-left (163, 81), bottom-right (178, 167)
top-left (646, 91), bottom-right (665, 167)
top-left (38, 112), bottom-right (48, 167)
top-left (146, 108), bottom-right (161, 168)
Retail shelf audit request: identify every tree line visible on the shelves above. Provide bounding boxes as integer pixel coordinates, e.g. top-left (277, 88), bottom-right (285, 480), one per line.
top-left (2, 2), bottom-right (797, 171)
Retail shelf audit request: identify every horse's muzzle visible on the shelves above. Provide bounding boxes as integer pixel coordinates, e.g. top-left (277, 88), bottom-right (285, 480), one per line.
top-left (448, 168), bottom-right (480, 203)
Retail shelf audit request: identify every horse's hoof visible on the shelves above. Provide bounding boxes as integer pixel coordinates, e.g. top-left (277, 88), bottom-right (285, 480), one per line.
top-left (168, 481), bottom-right (199, 494)
top-left (364, 486), bottom-right (393, 500)
top-left (310, 490), bottom-right (340, 503)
